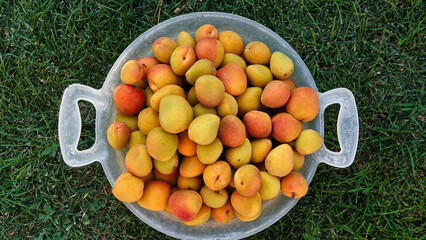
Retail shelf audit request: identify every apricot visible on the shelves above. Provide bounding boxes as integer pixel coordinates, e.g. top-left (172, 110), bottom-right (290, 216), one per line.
top-left (203, 160), bottom-right (232, 191)
top-left (251, 138), bottom-right (273, 163)
top-left (153, 153), bottom-right (179, 175)
top-left (259, 171), bottom-right (281, 200)
top-left (280, 171), bottom-right (308, 198)
top-left (246, 64), bottom-right (273, 87)
top-left (195, 24), bottom-right (218, 42)
top-left (179, 155), bottom-right (206, 178)
top-left (235, 207), bottom-right (261, 222)
top-left (144, 86), bottom-right (154, 108)
top-left (200, 185), bottom-right (228, 208)
top-left (137, 180), bottom-right (171, 211)
top-left (184, 204), bottom-right (211, 226)
top-left (152, 36), bottom-right (176, 64)
top-left (177, 174), bottom-right (203, 191)
top-left (234, 164), bottom-right (261, 197)
top-left (293, 150), bottom-right (305, 170)
top-left (225, 138), bottom-right (252, 169)
top-left (236, 87), bottom-right (262, 116)
top-left (218, 30), bottom-right (244, 55)
top-left (243, 41), bottom-right (271, 65)
top-left (154, 168), bottom-right (178, 186)
top-left (168, 190), bottom-right (203, 222)
top-left (185, 59), bottom-right (217, 85)
top-left (193, 103), bottom-right (217, 117)
top-left (195, 75), bottom-right (225, 108)
top-left (294, 129), bottom-right (323, 155)
top-left (146, 127), bottom-right (178, 162)
top-left (220, 53), bottom-right (247, 71)
top-left (216, 93), bottom-right (238, 118)
top-left (243, 110), bottom-right (272, 138)
top-left (271, 112), bottom-right (303, 143)
top-left (177, 130), bottom-right (197, 157)
top-left (286, 86), bottom-right (319, 122)
top-left (230, 190), bottom-right (261, 218)
top-left (128, 131), bottom-right (147, 149)
top-left (150, 84), bottom-right (186, 112)
top-left (116, 113), bottom-right (138, 132)
top-left (216, 63), bottom-right (247, 96)
top-left (217, 115), bottom-right (246, 148)
top-left (120, 60), bottom-right (143, 85)
top-left (159, 95), bottom-right (193, 134)
top-left (141, 169), bottom-right (155, 184)
top-left (265, 144), bottom-right (294, 177)
top-left (113, 84), bottom-right (145, 116)
top-left (170, 46), bottom-right (196, 76)
top-left (107, 121), bottom-right (130, 150)
top-left (125, 144), bottom-right (152, 177)
top-left (147, 64), bottom-right (182, 92)
top-left (137, 57), bottom-right (159, 88)
top-left (112, 172), bottom-right (144, 203)
top-left (211, 199), bottom-right (235, 223)
top-left (186, 86), bottom-right (199, 106)
top-left (188, 114), bottom-right (220, 145)
top-left (261, 80), bottom-right (291, 108)
top-left (270, 51), bottom-right (294, 79)
top-left (282, 78), bottom-right (296, 91)
top-left (196, 138), bottom-right (223, 165)
top-left (195, 39), bottom-right (224, 68)
top-left (176, 31), bottom-right (195, 48)
top-left (137, 107), bottom-right (160, 135)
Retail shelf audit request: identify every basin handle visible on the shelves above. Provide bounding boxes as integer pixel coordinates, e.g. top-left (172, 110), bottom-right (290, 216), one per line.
top-left (58, 84), bottom-right (110, 167)
top-left (312, 88), bottom-right (359, 168)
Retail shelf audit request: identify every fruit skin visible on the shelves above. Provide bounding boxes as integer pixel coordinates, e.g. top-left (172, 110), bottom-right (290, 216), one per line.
top-left (286, 86), bottom-right (319, 122)
top-left (177, 174), bottom-right (203, 191)
top-left (150, 84), bottom-right (186, 112)
top-left (107, 121), bottom-right (130, 150)
top-left (294, 129), bottom-right (323, 155)
top-left (282, 78), bottom-right (296, 91)
top-left (188, 113), bottom-right (220, 145)
top-left (195, 75), bottom-right (225, 108)
top-left (116, 113), bottom-right (138, 132)
top-left (243, 110), bottom-right (272, 138)
top-left (144, 87), bottom-right (155, 108)
top-left (216, 63), bottom-right (247, 96)
top-left (195, 39), bottom-right (224, 68)
top-left (196, 137), bottom-right (223, 165)
top-left (159, 94), bottom-right (193, 134)
top-left (154, 168), bottom-right (178, 186)
top-left (271, 112), bottom-right (303, 143)
top-left (218, 30), bottom-right (244, 55)
top-left (177, 130), bottom-right (197, 157)
top-left (168, 190), bottom-right (203, 222)
top-left (125, 144), bottom-right (153, 177)
top-left (216, 93), bottom-right (238, 118)
top-left (234, 164), bottom-right (262, 197)
top-left (193, 103), bottom-right (217, 117)
top-left (195, 24), bottom-right (218, 42)
top-left (179, 155), bottom-right (206, 178)
top-left (261, 80), bottom-right (291, 108)
top-left (292, 150), bottom-right (305, 170)
top-left (202, 160), bottom-right (232, 191)
top-left (184, 204), bottom-right (211, 226)
top-left (112, 172), bottom-right (144, 203)
top-left (246, 64), bottom-right (273, 88)
top-left (121, 60), bottom-right (143, 85)
top-left (265, 144), bottom-right (294, 177)
top-left (225, 138), bottom-right (252, 169)
top-left (259, 171), bottom-right (281, 200)
top-left (137, 180), bottom-right (171, 211)
top-left (221, 53), bottom-right (247, 71)
top-left (200, 185), bottom-right (228, 208)
top-left (185, 59), bottom-right (217, 85)
top-left (186, 86), bottom-right (199, 106)
top-left (137, 57), bottom-right (160, 89)
top-left (147, 64), bottom-right (182, 92)
top-left (250, 138), bottom-right (273, 163)
top-left (230, 190), bottom-right (262, 218)
top-left (176, 31), bottom-right (195, 48)
top-left (236, 87), bottom-right (262, 117)
top-left (243, 41), bottom-right (271, 65)
top-left (217, 115), bottom-right (246, 148)
top-left (235, 207), bottom-right (262, 222)
top-left (137, 107), bottom-right (160, 135)
top-left (113, 84), bottom-right (145, 116)
top-left (270, 51), bottom-right (294, 80)
top-left (153, 153), bottom-right (179, 175)
top-left (211, 199), bottom-right (235, 223)
top-left (170, 46), bottom-right (197, 76)
top-left (128, 131), bottom-right (147, 149)
top-left (152, 36), bottom-right (176, 64)
top-left (280, 171), bottom-right (309, 198)
top-left (146, 127), bottom-right (178, 162)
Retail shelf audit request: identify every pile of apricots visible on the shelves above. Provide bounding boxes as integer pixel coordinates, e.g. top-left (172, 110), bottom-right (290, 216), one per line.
top-left (106, 24), bottom-right (323, 225)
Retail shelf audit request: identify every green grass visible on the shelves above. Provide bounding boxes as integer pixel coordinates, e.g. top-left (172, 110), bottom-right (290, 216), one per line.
top-left (1, 0), bottom-right (424, 239)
